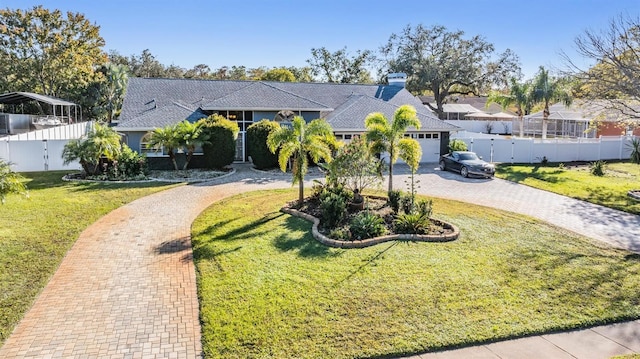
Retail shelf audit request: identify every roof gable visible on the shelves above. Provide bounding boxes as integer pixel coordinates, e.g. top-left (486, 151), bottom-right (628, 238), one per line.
top-left (327, 95), bottom-right (459, 131)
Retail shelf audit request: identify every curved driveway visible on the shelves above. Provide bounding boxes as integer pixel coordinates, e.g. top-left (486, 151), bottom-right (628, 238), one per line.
top-left (0, 163), bottom-right (638, 358)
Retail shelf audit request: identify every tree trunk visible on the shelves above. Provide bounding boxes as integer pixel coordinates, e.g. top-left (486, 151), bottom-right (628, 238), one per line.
top-left (519, 115), bottom-right (525, 138)
top-left (388, 161), bottom-right (394, 194)
top-left (542, 119), bottom-right (548, 140)
top-left (298, 173), bottom-right (304, 205)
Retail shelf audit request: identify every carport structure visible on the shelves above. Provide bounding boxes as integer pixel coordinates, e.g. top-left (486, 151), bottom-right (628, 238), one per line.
top-left (0, 92), bottom-right (80, 134)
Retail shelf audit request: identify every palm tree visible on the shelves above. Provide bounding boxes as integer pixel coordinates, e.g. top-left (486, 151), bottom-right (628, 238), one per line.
top-left (267, 116), bottom-right (337, 205)
top-left (0, 159), bottom-right (28, 204)
top-left (487, 78), bottom-right (532, 137)
top-left (176, 120), bottom-right (208, 170)
top-left (62, 123), bottom-right (122, 175)
top-left (364, 104), bottom-right (422, 193)
top-left (147, 124), bottom-right (181, 170)
top-left (531, 66), bottom-right (573, 139)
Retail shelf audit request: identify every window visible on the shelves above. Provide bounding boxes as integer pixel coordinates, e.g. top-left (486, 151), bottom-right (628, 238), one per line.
top-left (140, 132), bottom-right (162, 156)
top-left (344, 134), bottom-right (352, 140)
top-left (433, 133), bottom-right (439, 139)
top-left (418, 134), bottom-right (425, 139)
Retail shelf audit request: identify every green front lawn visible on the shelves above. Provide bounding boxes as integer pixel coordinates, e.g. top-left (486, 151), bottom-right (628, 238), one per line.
top-left (0, 172), bottom-right (176, 343)
top-left (192, 190), bottom-right (640, 359)
top-left (496, 162), bottom-right (640, 215)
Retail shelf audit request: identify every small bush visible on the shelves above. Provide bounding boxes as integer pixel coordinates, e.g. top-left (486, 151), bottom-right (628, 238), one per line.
top-left (394, 213), bottom-right (431, 234)
top-left (319, 183), bottom-right (353, 203)
top-left (590, 160), bottom-right (606, 176)
top-left (401, 193), bottom-right (414, 214)
top-left (416, 198), bottom-right (433, 218)
top-left (388, 190), bottom-right (402, 213)
top-left (448, 139), bottom-right (468, 152)
top-left (247, 120), bottom-right (279, 169)
top-left (320, 193), bottom-right (347, 229)
top-left (629, 138), bottom-right (640, 164)
top-left (108, 145), bottom-right (148, 180)
top-left (329, 227), bottom-right (351, 241)
top-left (349, 211), bottom-right (386, 240)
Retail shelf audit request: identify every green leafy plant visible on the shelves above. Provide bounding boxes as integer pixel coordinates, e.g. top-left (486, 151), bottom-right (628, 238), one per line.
top-left (448, 139), bottom-right (468, 152)
top-left (62, 123), bottom-right (122, 175)
top-left (387, 190), bottom-right (402, 214)
top-left (320, 193), bottom-right (348, 229)
top-left (393, 213), bottom-right (431, 234)
top-left (416, 198), bottom-right (433, 218)
top-left (401, 192), bottom-right (414, 214)
top-left (590, 160), bottom-right (606, 176)
top-left (329, 136), bottom-right (383, 193)
top-left (107, 145), bottom-right (148, 180)
top-left (629, 138), bottom-right (640, 164)
top-left (349, 211), bottom-right (386, 240)
top-left (558, 163), bottom-right (565, 170)
top-left (246, 120), bottom-right (280, 169)
top-left (328, 227), bottom-right (351, 241)
top-left (0, 159), bottom-right (28, 204)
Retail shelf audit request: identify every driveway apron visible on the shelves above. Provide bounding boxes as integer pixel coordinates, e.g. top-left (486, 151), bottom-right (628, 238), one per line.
top-left (0, 164), bottom-right (638, 358)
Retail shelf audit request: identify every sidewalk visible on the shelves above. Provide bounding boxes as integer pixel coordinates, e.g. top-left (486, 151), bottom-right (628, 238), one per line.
top-left (404, 320), bottom-right (640, 358)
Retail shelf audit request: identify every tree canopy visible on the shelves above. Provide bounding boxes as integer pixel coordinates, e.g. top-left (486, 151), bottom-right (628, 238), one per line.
top-left (307, 46), bottom-right (375, 84)
top-left (381, 24), bottom-right (521, 119)
top-left (564, 14), bottom-right (640, 122)
top-left (0, 6), bottom-right (106, 101)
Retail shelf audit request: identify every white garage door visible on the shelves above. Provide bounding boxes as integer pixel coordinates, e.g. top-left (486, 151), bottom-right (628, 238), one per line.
top-left (417, 138), bottom-right (441, 163)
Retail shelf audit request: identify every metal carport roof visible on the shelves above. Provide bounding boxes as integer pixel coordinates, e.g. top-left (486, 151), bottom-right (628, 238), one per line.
top-left (0, 92), bottom-right (76, 106)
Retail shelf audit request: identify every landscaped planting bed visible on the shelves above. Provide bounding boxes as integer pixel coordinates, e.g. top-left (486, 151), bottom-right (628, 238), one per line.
top-left (192, 189), bottom-right (640, 359)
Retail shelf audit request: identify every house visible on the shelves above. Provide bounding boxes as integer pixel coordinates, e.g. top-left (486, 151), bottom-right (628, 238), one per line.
top-left (116, 75), bottom-right (459, 164)
top-left (523, 101), bottom-right (640, 138)
top-left (419, 95), bottom-right (512, 119)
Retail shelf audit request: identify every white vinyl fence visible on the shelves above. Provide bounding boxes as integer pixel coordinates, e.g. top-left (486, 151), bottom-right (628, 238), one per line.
top-left (452, 134), bottom-right (637, 164)
top-left (446, 120), bottom-right (513, 135)
top-left (0, 122), bottom-right (94, 172)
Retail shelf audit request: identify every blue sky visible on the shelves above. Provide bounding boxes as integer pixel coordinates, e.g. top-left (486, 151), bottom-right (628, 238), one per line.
top-left (2, 0), bottom-right (639, 79)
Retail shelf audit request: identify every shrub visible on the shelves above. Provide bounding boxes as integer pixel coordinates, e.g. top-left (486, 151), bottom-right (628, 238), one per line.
top-left (247, 120), bottom-right (279, 169)
top-left (590, 160), bottom-right (606, 176)
top-left (401, 192), bottom-right (414, 214)
top-left (329, 227), bottom-right (351, 241)
top-left (448, 139), bottom-right (468, 152)
top-left (320, 193), bottom-right (347, 229)
top-left (393, 213), bottom-right (431, 234)
top-left (629, 138), bottom-right (640, 164)
top-left (349, 211), bottom-right (386, 240)
top-left (319, 183), bottom-right (353, 203)
top-left (416, 198), bottom-right (433, 218)
top-left (108, 145), bottom-right (148, 180)
top-left (388, 190), bottom-right (402, 214)
top-left (200, 115), bottom-right (239, 169)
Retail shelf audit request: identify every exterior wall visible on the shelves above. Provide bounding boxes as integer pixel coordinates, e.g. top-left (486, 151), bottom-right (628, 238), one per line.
top-left (124, 131), bottom-right (147, 153)
top-left (597, 122), bottom-right (640, 137)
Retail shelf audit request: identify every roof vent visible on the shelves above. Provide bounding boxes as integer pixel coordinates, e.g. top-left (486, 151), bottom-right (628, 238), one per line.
top-left (388, 73), bottom-right (407, 88)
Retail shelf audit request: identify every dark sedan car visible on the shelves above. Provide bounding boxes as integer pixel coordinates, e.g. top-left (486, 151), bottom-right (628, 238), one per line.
top-left (439, 151), bottom-right (495, 178)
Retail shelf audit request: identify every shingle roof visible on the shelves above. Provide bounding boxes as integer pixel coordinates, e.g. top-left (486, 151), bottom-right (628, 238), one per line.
top-left (118, 78), bottom-right (456, 132)
top-left (201, 82), bottom-right (330, 111)
top-left (117, 102), bottom-right (207, 130)
top-left (327, 95), bottom-right (459, 131)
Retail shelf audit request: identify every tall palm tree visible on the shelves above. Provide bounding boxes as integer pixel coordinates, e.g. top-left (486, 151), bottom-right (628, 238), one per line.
top-left (364, 104), bottom-right (422, 193)
top-left (147, 124), bottom-right (181, 170)
top-left (0, 159), bottom-right (28, 204)
top-left (487, 78), bottom-right (532, 137)
top-left (176, 120), bottom-right (208, 170)
top-left (267, 116), bottom-right (337, 205)
top-left (531, 66), bottom-right (573, 139)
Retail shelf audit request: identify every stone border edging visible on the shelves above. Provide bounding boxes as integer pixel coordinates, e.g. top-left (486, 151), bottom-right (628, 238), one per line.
top-left (281, 206), bottom-right (460, 248)
top-left (629, 190), bottom-right (640, 201)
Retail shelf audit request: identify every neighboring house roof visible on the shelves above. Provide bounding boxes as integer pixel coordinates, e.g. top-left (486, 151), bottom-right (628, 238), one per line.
top-left (420, 95), bottom-right (514, 115)
top-left (327, 95), bottom-right (458, 132)
top-left (118, 77), bottom-right (457, 132)
top-left (440, 103), bottom-right (482, 114)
